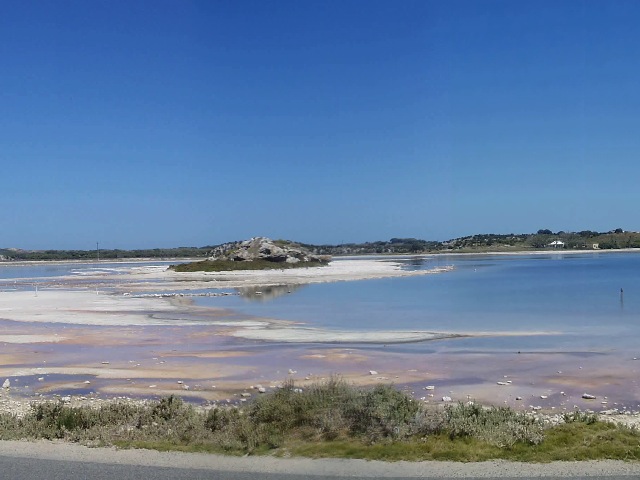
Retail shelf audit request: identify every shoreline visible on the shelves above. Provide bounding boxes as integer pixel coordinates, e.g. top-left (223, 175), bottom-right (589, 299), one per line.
top-left (0, 246), bottom-right (637, 267)
top-left (431, 247), bottom-right (640, 256)
top-left (0, 258), bottom-right (455, 291)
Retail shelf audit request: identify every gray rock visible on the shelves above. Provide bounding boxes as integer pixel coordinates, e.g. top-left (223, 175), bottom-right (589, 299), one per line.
top-left (207, 237), bottom-right (330, 265)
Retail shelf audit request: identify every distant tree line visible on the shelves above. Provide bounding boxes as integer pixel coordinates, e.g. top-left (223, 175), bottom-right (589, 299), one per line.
top-left (0, 247), bottom-right (211, 261)
top-left (443, 228), bottom-right (639, 252)
top-left (300, 238), bottom-right (443, 256)
top-left (304, 229), bottom-right (640, 255)
top-left (1, 228), bottom-right (639, 261)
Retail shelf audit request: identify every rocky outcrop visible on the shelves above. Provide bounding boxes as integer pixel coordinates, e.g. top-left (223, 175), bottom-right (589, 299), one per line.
top-left (207, 237), bottom-right (330, 264)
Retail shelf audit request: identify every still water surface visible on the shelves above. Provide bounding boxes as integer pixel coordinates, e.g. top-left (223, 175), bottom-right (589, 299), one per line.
top-left (196, 252), bottom-right (640, 350)
top-left (1, 254), bottom-right (638, 350)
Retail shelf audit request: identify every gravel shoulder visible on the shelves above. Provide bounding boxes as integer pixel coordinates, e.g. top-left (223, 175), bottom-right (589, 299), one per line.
top-left (0, 439), bottom-right (639, 477)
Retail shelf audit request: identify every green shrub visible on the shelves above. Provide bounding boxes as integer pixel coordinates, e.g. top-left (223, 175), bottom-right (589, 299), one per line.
top-left (445, 402), bottom-right (544, 447)
top-left (151, 395), bottom-right (186, 421)
top-left (346, 384), bottom-right (420, 441)
top-left (4, 386), bottom-right (637, 459)
top-left (562, 410), bottom-right (598, 425)
top-left (172, 259), bottom-right (328, 272)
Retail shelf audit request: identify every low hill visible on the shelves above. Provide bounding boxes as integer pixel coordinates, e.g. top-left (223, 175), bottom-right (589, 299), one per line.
top-left (171, 237), bottom-right (331, 272)
top-left (2, 228), bottom-right (639, 262)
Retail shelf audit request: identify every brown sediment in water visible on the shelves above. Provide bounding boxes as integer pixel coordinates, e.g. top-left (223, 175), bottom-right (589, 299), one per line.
top-left (300, 349), bottom-right (371, 363)
top-left (158, 350), bottom-right (252, 359)
top-left (0, 322), bottom-right (639, 412)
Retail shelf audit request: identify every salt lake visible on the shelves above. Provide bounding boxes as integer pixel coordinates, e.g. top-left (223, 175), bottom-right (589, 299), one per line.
top-left (0, 252), bottom-right (638, 409)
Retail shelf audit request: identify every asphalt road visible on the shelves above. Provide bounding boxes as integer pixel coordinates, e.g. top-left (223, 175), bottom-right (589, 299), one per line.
top-left (1, 456), bottom-right (640, 480)
top-left (1, 440), bottom-right (640, 479)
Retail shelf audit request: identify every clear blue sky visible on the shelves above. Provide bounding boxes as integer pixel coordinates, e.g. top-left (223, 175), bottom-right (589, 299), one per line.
top-left (2, 1), bottom-right (639, 249)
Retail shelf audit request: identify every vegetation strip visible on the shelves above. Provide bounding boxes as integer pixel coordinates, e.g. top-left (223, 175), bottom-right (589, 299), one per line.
top-left (2, 228), bottom-right (638, 262)
top-left (171, 259), bottom-right (328, 272)
top-left (1, 379), bottom-right (639, 461)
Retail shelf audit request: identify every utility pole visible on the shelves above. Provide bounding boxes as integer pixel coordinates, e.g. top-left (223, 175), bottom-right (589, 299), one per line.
top-left (96, 242), bottom-right (100, 262)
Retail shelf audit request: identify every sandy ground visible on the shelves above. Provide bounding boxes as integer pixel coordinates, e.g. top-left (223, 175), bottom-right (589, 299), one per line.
top-left (145, 259), bottom-right (453, 290)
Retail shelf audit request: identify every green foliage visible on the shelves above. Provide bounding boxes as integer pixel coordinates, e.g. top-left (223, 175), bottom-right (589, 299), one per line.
top-left (562, 410), bottom-right (599, 425)
top-left (443, 233), bottom-right (531, 251)
top-left (2, 247), bottom-right (208, 261)
top-left (249, 377), bottom-right (357, 439)
top-left (23, 399), bottom-right (144, 441)
top-left (171, 259), bottom-right (328, 272)
top-left (346, 384), bottom-right (420, 440)
top-left (150, 395), bottom-right (186, 421)
top-left (512, 420), bottom-right (640, 462)
top-left (248, 378), bottom-right (420, 443)
top-left (3, 228), bottom-right (640, 261)
top-left (0, 388), bottom-right (638, 461)
top-left (444, 402), bottom-right (544, 447)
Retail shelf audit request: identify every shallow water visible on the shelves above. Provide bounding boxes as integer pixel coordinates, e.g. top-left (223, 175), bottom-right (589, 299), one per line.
top-left (0, 260), bottom-right (175, 290)
top-left (1, 253), bottom-right (639, 409)
top-left (0, 260), bottom-right (172, 278)
top-left (3, 253), bottom-right (638, 350)
top-left (196, 252), bottom-right (640, 351)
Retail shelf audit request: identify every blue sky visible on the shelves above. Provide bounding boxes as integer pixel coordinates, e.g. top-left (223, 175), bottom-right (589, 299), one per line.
top-left (1, 1), bottom-right (639, 249)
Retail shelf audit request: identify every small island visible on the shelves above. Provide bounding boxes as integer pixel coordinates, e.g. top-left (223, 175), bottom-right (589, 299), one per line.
top-left (171, 237), bottom-right (331, 272)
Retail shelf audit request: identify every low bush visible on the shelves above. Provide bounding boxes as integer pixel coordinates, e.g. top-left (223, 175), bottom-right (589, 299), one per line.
top-left (0, 381), bottom-right (636, 461)
top-left (444, 402), bottom-right (544, 447)
top-left (562, 409), bottom-right (599, 425)
top-left (171, 259), bottom-right (328, 272)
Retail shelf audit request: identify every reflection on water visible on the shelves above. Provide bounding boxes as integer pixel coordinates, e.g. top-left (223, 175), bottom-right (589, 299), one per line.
top-left (237, 284), bottom-right (305, 301)
top-left (197, 252), bottom-right (640, 351)
top-left (400, 257), bottom-right (430, 269)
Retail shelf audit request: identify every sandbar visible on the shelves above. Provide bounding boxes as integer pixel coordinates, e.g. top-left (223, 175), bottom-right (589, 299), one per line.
top-left (2, 258), bottom-right (453, 292)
